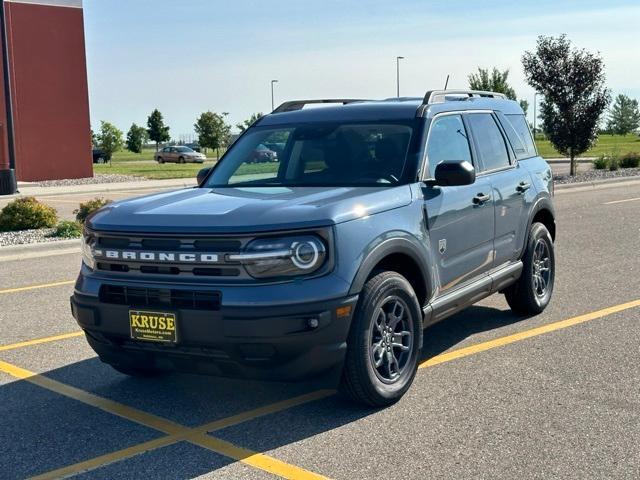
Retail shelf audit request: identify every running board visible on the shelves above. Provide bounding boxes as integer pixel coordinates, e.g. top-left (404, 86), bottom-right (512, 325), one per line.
top-left (422, 261), bottom-right (523, 328)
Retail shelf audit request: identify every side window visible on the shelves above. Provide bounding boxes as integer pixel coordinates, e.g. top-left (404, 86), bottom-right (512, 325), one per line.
top-left (505, 114), bottom-right (536, 159)
top-left (467, 113), bottom-right (510, 171)
top-left (425, 114), bottom-right (472, 178)
top-left (162, 147), bottom-right (169, 153)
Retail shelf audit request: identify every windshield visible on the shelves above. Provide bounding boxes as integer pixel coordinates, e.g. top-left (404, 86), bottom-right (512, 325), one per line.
top-left (176, 146), bottom-right (193, 152)
top-left (204, 122), bottom-right (414, 187)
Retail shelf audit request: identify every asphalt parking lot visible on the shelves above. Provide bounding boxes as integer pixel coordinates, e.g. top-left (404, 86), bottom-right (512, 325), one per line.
top-left (1, 183), bottom-right (640, 479)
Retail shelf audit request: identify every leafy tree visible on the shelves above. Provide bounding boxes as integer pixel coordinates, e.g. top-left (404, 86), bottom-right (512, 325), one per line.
top-left (519, 99), bottom-right (529, 117)
top-left (606, 94), bottom-right (640, 135)
top-left (125, 123), bottom-right (148, 153)
top-left (522, 35), bottom-right (610, 176)
top-left (468, 67), bottom-right (517, 100)
top-left (236, 112), bottom-right (264, 132)
top-left (96, 121), bottom-right (124, 161)
top-left (146, 109), bottom-right (170, 152)
top-left (194, 111), bottom-right (231, 158)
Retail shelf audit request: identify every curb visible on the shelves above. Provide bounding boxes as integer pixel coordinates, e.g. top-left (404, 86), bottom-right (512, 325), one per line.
top-left (555, 175), bottom-right (640, 194)
top-left (0, 238), bottom-right (81, 262)
top-left (9, 179), bottom-right (196, 198)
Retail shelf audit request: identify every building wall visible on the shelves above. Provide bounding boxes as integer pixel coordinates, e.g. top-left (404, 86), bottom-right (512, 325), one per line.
top-left (2, 0), bottom-right (92, 181)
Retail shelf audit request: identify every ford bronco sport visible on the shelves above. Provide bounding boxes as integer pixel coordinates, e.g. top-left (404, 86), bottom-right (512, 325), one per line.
top-left (72, 90), bottom-right (556, 406)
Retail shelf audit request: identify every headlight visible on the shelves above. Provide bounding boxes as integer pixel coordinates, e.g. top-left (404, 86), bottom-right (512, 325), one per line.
top-left (228, 235), bottom-right (327, 279)
top-left (81, 231), bottom-right (96, 270)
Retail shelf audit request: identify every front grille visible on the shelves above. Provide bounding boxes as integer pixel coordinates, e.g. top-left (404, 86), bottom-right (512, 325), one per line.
top-left (91, 233), bottom-right (249, 279)
top-left (100, 285), bottom-right (221, 310)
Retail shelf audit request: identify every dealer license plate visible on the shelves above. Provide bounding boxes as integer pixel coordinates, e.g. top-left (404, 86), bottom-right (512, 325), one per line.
top-left (129, 310), bottom-right (177, 343)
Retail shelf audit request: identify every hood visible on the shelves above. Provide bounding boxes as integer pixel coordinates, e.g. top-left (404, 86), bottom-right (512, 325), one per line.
top-left (87, 185), bottom-right (413, 234)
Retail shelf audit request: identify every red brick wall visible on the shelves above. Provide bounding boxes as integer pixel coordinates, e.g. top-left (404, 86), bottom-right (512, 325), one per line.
top-left (1, 0), bottom-right (92, 181)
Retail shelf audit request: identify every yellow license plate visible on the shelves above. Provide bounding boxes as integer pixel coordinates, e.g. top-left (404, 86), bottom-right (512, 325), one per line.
top-left (129, 310), bottom-right (178, 343)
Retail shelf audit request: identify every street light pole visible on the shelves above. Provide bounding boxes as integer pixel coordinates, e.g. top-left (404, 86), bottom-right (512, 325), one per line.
top-left (396, 56), bottom-right (404, 98)
top-left (270, 79), bottom-right (278, 111)
top-left (533, 92), bottom-right (540, 136)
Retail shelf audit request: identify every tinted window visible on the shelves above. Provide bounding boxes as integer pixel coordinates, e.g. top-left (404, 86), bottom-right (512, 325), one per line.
top-left (425, 115), bottom-right (472, 178)
top-left (505, 114), bottom-right (536, 159)
top-left (467, 113), bottom-right (510, 171)
top-left (205, 123), bottom-right (413, 187)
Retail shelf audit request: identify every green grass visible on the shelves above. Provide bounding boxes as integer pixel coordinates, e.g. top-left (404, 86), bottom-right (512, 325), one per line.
top-left (535, 134), bottom-right (640, 158)
top-left (95, 160), bottom-right (214, 179)
top-left (97, 135), bottom-right (640, 179)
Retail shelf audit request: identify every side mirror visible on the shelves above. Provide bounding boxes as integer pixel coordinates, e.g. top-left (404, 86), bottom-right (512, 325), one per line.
top-left (197, 167), bottom-right (211, 186)
top-left (434, 160), bottom-right (475, 187)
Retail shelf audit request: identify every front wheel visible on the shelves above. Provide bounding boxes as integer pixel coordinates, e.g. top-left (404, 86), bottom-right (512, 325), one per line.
top-left (157, 157), bottom-right (164, 164)
top-left (504, 222), bottom-right (555, 314)
top-left (340, 271), bottom-right (421, 407)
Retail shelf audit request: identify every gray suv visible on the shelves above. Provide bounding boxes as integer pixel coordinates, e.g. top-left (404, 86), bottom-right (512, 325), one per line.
top-left (72, 91), bottom-right (556, 406)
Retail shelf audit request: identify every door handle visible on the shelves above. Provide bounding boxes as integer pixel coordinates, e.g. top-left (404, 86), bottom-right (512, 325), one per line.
top-left (473, 193), bottom-right (491, 205)
top-left (516, 181), bottom-right (531, 193)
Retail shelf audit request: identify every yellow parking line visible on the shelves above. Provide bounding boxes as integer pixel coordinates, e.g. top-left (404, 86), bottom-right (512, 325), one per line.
top-left (30, 390), bottom-right (335, 480)
top-left (11, 299), bottom-right (640, 479)
top-left (0, 359), bottom-right (330, 479)
top-left (0, 331), bottom-right (83, 352)
top-left (0, 280), bottom-right (75, 295)
top-left (604, 196), bottom-right (640, 205)
top-left (420, 298), bottom-right (640, 369)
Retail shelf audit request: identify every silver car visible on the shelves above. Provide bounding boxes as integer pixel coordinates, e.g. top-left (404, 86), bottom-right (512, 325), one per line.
top-left (155, 146), bottom-right (206, 164)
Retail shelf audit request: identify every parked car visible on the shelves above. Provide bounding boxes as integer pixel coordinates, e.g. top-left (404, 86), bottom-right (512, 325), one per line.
top-left (154, 146), bottom-right (206, 164)
top-left (92, 148), bottom-right (107, 164)
top-left (73, 91), bottom-right (555, 407)
top-left (249, 143), bottom-right (278, 163)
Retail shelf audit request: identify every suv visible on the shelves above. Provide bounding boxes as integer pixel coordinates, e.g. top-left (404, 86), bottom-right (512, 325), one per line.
top-left (72, 91), bottom-right (556, 406)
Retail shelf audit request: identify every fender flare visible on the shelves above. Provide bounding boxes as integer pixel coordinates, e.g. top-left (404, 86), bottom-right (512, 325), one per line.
top-left (348, 235), bottom-right (433, 301)
top-left (518, 194), bottom-right (556, 257)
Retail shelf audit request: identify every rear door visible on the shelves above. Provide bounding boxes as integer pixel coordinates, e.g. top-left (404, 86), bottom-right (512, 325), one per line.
top-left (466, 112), bottom-right (531, 266)
top-left (422, 113), bottom-right (495, 295)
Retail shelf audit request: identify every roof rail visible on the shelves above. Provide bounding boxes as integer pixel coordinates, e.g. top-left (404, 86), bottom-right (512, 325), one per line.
top-left (422, 90), bottom-right (507, 104)
top-left (272, 99), bottom-right (369, 113)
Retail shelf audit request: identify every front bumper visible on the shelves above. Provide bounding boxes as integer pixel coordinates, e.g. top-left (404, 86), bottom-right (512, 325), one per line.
top-left (71, 289), bottom-right (358, 381)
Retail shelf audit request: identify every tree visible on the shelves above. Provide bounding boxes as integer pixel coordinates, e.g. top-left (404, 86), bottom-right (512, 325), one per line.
top-left (522, 35), bottom-right (610, 176)
top-left (519, 99), bottom-right (529, 117)
top-left (606, 94), bottom-right (640, 135)
top-left (468, 67), bottom-right (517, 100)
top-left (95, 121), bottom-right (124, 161)
top-left (194, 111), bottom-right (231, 158)
top-left (236, 112), bottom-right (264, 132)
top-left (146, 109), bottom-right (170, 152)
top-left (125, 123), bottom-right (148, 154)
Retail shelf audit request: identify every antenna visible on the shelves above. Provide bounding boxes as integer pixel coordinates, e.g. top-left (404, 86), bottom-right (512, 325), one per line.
top-left (444, 74), bottom-right (450, 89)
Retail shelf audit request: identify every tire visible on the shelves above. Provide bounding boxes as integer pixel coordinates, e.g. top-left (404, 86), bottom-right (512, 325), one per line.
top-left (504, 222), bottom-right (555, 314)
top-left (178, 156), bottom-right (185, 164)
top-left (157, 157), bottom-right (164, 164)
top-left (340, 271), bottom-right (422, 407)
top-left (110, 363), bottom-right (161, 378)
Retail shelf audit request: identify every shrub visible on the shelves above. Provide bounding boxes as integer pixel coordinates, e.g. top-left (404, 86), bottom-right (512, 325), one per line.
top-left (74, 197), bottom-right (112, 223)
top-left (608, 156), bottom-right (620, 171)
top-left (52, 220), bottom-right (82, 238)
top-left (593, 155), bottom-right (608, 170)
top-left (0, 197), bottom-right (58, 232)
top-left (619, 152), bottom-right (640, 168)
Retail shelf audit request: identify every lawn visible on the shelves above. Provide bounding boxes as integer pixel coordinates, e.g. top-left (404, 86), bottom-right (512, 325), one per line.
top-left (535, 134), bottom-right (640, 158)
top-left (96, 135), bottom-right (640, 179)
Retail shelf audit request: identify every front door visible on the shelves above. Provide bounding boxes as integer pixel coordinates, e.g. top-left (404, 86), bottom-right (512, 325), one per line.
top-left (422, 113), bottom-right (495, 295)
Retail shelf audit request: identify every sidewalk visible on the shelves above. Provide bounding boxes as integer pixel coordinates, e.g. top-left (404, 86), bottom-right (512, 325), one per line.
top-left (14, 177), bottom-right (196, 198)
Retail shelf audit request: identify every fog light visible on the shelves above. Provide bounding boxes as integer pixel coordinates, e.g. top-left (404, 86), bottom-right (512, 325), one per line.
top-left (307, 318), bottom-right (319, 329)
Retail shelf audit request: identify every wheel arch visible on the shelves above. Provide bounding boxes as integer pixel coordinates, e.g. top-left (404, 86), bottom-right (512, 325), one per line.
top-left (519, 195), bottom-right (556, 258)
top-left (348, 236), bottom-right (433, 308)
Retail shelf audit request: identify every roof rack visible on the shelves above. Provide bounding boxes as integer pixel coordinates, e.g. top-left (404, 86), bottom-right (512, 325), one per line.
top-left (272, 99), bottom-right (369, 113)
top-left (422, 90), bottom-right (507, 104)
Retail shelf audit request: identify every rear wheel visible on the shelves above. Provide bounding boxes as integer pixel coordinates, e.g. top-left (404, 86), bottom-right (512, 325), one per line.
top-left (340, 271), bottom-right (421, 407)
top-left (504, 222), bottom-right (555, 314)
top-left (157, 157), bottom-right (164, 164)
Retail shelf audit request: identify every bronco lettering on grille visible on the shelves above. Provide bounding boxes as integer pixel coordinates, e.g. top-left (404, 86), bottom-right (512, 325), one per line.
top-left (93, 249), bottom-right (220, 263)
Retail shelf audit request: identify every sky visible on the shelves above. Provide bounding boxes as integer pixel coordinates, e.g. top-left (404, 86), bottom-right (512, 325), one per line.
top-left (83, 0), bottom-right (640, 137)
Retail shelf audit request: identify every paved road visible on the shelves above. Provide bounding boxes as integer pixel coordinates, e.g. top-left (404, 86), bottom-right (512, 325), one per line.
top-left (1, 185), bottom-right (640, 479)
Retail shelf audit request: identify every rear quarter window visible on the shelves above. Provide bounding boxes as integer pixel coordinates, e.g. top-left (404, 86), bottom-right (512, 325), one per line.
top-left (503, 114), bottom-right (537, 160)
